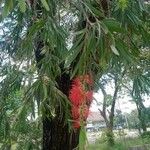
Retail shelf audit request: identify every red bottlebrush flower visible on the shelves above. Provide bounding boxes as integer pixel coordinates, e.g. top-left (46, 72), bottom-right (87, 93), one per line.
top-left (69, 74), bottom-right (94, 129)
top-left (71, 106), bottom-right (80, 120)
top-left (72, 77), bottom-right (81, 86)
top-left (69, 79), bottom-right (85, 106)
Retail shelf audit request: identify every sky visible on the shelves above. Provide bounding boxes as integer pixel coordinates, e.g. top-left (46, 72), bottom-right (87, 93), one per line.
top-left (90, 89), bottom-right (150, 114)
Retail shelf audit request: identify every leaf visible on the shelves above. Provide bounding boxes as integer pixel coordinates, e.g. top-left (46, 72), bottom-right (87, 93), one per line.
top-left (116, 39), bottom-right (134, 63)
top-left (79, 127), bottom-right (87, 150)
top-left (110, 45), bottom-right (119, 56)
top-left (100, 22), bottom-right (109, 34)
top-left (64, 34), bottom-right (84, 68)
top-left (2, 0), bottom-right (13, 18)
top-left (127, 11), bottom-right (141, 26)
top-left (103, 18), bottom-right (125, 33)
top-left (43, 83), bottom-right (48, 101)
top-left (87, 30), bottom-right (97, 51)
top-left (40, 0), bottom-right (50, 11)
top-left (28, 19), bottom-right (45, 37)
top-left (18, 0), bottom-right (26, 13)
top-left (138, 0), bottom-right (145, 11)
top-left (73, 29), bottom-right (86, 36)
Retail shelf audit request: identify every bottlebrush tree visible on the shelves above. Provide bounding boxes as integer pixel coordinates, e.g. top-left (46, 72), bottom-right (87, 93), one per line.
top-left (0, 0), bottom-right (149, 149)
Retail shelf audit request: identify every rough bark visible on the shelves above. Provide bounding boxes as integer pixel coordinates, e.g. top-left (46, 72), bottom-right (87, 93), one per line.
top-left (43, 113), bottom-right (80, 150)
top-left (136, 102), bottom-right (147, 132)
top-left (42, 73), bottom-right (80, 150)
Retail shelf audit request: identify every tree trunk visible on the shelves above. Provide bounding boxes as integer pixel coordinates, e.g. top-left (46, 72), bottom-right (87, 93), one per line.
top-left (42, 73), bottom-right (80, 150)
top-left (136, 102), bottom-right (147, 132)
top-left (43, 116), bottom-right (80, 150)
top-left (99, 77), bottom-right (120, 146)
top-left (34, 32), bottom-right (80, 149)
top-left (98, 87), bottom-right (115, 146)
top-left (105, 120), bottom-right (114, 146)
top-left (138, 108), bottom-right (147, 132)
top-left (106, 81), bottom-right (119, 146)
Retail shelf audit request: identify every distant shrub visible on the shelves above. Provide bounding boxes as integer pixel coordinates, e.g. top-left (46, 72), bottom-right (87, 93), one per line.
top-left (141, 131), bottom-right (150, 139)
top-left (96, 129), bottom-right (114, 145)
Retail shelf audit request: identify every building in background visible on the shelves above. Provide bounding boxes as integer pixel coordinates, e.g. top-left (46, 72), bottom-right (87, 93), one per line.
top-left (86, 112), bottom-right (106, 131)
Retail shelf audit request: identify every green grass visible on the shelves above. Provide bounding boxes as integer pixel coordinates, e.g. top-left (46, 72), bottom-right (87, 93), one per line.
top-left (125, 137), bottom-right (150, 147)
top-left (88, 144), bottom-right (123, 150)
top-left (87, 137), bottom-right (150, 150)
top-left (87, 142), bottom-right (126, 150)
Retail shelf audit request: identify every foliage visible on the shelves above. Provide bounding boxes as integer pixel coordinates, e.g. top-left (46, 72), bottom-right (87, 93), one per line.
top-left (145, 107), bottom-right (150, 125)
top-left (114, 110), bottom-right (126, 128)
top-left (125, 110), bottom-right (140, 130)
top-left (96, 129), bottom-right (115, 146)
top-left (0, 90), bottom-right (42, 149)
top-left (141, 131), bottom-right (150, 139)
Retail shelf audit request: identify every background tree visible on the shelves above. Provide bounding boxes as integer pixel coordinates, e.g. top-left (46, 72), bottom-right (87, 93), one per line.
top-left (122, 49), bottom-right (150, 132)
top-left (96, 62), bottom-right (126, 145)
top-left (125, 110), bottom-right (140, 131)
top-left (114, 109), bottom-right (126, 129)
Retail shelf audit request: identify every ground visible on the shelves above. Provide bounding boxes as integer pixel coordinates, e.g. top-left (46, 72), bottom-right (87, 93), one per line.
top-left (87, 128), bottom-right (150, 150)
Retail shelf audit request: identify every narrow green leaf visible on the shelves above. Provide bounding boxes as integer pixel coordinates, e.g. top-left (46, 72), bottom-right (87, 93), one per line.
top-left (79, 127), bottom-right (87, 150)
top-left (116, 39), bottom-right (134, 63)
top-left (100, 22), bottom-right (109, 34)
top-left (103, 18), bottom-right (125, 33)
top-left (74, 29), bottom-right (86, 36)
top-left (65, 43), bottom-right (82, 68)
top-left (18, 0), bottom-right (26, 13)
top-left (87, 29), bottom-right (97, 51)
top-left (41, 0), bottom-right (50, 11)
top-left (43, 83), bottom-right (48, 101)
top-left (64, 33), bottom-right (84, 68)
top-left (110, 45), bottom-right (119, 56)
top-left (28, 19), bottom-right (45, 37)
top-left (2, 0), bottom-right (13, 18)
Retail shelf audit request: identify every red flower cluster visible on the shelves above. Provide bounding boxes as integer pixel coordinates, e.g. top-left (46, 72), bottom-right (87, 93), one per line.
top-left (69, 75), bottom-right (93, 129)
